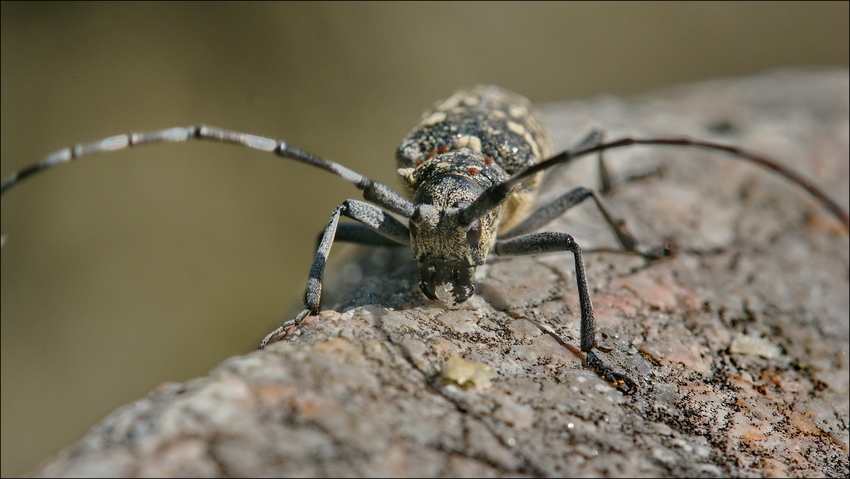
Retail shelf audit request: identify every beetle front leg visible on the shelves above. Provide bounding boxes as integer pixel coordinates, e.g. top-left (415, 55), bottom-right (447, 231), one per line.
top-left (259, 199), bottom-right (410, 349)
top-left (494, 232), bottom-right (637, 394)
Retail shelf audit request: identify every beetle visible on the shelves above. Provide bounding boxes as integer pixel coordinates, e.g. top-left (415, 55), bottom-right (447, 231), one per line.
top-left (2, 85), bottom-right (848, 394)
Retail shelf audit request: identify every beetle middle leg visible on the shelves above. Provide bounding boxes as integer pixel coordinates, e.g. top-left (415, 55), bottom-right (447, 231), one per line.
top-left (546, 129), bottom-right (662, 195)
top-left (508, 129), bottom-right (671, 259)
top-left (590, 130), bottom-right (665, 194)
top-left (499, 186), bottom-right (671, 261)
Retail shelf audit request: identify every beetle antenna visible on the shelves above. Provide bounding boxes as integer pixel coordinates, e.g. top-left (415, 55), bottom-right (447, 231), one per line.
top-left (460, 137), bottom-right (849, 229)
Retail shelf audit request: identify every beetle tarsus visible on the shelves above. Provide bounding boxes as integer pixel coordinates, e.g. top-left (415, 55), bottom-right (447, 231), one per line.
top-left (586, 350), bottom-right (638, 395)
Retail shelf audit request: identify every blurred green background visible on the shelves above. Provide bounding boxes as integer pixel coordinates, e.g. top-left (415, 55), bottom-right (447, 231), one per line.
top-left (1, 2), bottom-right (847, 476)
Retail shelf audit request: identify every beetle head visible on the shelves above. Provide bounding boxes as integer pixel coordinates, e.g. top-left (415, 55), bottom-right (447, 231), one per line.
top-left (408, 173), bottom-right (499, 305)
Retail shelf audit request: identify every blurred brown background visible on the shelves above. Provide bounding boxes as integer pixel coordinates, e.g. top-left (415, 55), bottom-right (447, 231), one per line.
top-left (1, 2), bottom-right (847, 476)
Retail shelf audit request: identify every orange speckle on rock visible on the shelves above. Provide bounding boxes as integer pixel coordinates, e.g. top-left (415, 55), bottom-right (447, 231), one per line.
top-left (789, 411), bottom-right (822, 435)
top-left (741, 429), bottom-right (766, 443)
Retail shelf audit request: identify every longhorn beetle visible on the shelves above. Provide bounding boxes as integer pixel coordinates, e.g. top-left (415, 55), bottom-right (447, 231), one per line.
top-left (2, 85), bottom-right (848, 394)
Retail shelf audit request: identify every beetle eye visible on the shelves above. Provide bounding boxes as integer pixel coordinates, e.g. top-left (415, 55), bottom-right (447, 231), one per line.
top-left (466, 221), bottom-right (481, 246)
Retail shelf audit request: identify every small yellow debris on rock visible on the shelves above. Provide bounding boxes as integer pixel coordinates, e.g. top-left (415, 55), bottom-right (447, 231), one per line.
top-left (729, 333), bottom-right (781, 359)
top-left (441, 355), bottom-right (494, 390)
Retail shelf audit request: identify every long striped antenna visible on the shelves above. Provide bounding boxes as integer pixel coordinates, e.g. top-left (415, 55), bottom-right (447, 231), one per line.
top-left (2, 126), bottom-right (361, 194)
top-left (1, 125), bottom-right (414, 216)
top-left (460, 137), bottom-right (850, 230)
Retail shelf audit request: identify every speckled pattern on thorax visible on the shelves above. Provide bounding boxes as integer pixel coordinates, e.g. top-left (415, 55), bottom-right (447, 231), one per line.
top-left (396, 85), bottom-right (554, 232)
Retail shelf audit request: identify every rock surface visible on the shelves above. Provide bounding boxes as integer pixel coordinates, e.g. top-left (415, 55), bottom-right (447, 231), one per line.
top-left (32, 69), bottom-right (849, 477)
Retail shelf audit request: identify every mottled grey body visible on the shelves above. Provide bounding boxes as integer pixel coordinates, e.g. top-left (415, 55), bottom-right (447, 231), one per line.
top-left (396, 85), bottom-right (553, 234)
top-left (391, 86), bottom-right (554, 303)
